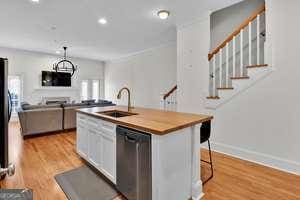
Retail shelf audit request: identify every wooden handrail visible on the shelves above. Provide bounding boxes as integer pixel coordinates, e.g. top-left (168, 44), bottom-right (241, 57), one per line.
top-left (163, 85), bottom-right (177, 100)
top-left (208, 4), bottom-right (265, 61)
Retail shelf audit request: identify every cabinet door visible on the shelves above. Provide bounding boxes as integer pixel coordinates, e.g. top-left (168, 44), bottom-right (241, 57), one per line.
top-left (77, 122), bottom-right (88, 158)
top-left (88, 129), bottom-right (102, 168)
top-left (101, 133), bottom-right (116, 183)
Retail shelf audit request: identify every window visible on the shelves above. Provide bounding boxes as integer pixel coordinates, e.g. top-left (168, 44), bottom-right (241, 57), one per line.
top-left (8, 75), bottom-right (22, 115)
top-left (81, 80), bottom-right (88, 101)
top-left (92, 80), bottom-right (100, 100)
top-left (81, 79), bottom-right (102, 101)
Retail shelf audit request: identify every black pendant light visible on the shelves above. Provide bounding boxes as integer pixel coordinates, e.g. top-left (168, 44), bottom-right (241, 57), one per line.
top-left (53, 47), bottom-right (77, 76)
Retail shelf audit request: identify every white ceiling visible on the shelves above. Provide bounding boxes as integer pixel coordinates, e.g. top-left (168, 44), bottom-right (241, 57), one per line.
top-left (0, 0), bottom-right (241, 61)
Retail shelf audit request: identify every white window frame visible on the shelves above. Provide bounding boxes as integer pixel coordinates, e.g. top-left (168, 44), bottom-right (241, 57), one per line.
top-left (81, 80), bottom-right (89, 101)
top-left (8, 75), bottom-right (23, 117)
top-left (92, 80), bottom-right (100, 100)
top-left (80, 79), bottom-right (104, 101)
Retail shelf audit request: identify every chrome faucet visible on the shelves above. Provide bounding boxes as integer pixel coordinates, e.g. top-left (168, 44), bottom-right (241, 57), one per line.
top-left (117, 87), bottom-right (132, 112)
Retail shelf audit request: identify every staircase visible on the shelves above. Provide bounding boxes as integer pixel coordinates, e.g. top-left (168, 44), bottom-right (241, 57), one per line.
top-left (160, 85), bottom-right (177, 111)
top-left (206, 5), bottom-right (272, 109)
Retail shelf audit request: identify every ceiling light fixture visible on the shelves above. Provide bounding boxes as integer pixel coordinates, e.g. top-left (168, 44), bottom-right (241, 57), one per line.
top-left (31, 0), bottom-right (39, 3)
top-left (53, 47), bottom-right (78, 77)
top-left (98, 18), bottom-right (107, 25)
top-left (157, 10), bottom-right (170, 20)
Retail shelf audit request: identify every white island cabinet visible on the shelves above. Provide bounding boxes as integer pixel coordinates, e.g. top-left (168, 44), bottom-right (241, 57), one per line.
top-left (76, 106), bottom-right (213, 200)
top-left (76, 113), bottom-right (116, 184)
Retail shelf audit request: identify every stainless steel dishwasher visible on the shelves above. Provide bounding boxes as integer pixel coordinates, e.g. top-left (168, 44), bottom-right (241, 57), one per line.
top-left (116, 126), bottom-right (152, 200)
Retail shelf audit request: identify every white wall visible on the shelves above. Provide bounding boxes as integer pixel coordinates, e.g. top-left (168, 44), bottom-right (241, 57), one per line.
top-left (177, 0), bottom-right (300, 174)
top-left (105, 44), bottom-right (177, 109)
top-left (1, 47), bottom-right (105, 104)
top-left (177, 18), bottom-right (211, 114)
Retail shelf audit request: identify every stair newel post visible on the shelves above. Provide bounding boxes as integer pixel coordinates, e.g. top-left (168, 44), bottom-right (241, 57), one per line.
top-left (170, 93), bottom-right (175, 111)
top-left (240, 29), bottom-right (244, 77)
top-left (226, 42), bottom-right (229, 87)
top-left (249, 21), bottom-right (252, 66)
top-left (257, 14), bottom-right (260, 65)
top-left (173, 92), bottom-right (177, 111)
top-left (233, 36), bottom-right (236, 77)
top-left (169, 94), bottom-right (172, 111)
top-left (219, 49), bottom-right (223, 88)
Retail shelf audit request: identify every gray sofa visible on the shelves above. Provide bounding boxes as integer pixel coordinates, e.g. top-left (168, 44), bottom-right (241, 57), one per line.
top-left (18, 103), bottom-right (63, 136)
top-left (18, 100), bottom-right (114, 137)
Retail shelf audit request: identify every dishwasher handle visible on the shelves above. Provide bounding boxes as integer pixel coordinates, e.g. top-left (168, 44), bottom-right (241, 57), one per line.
top-left (125, 134), bottom-right (138, 143)
top-left (125, 133), bottom-right (139, 143)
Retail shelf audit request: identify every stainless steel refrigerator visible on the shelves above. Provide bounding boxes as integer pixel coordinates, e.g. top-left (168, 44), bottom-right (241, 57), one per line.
top-left (0, 58), bottom-right (15, 179)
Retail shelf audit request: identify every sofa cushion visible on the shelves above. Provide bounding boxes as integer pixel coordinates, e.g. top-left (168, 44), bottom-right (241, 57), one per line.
top-left (21, 102), bottom-right (30, 110)
top-left (46, 101), bottom-right (67, 105)
top-left (81, 99), bottom-right (96, 104)
top-left (22, 104), bottom-right (62, 110)
top-left (89, 102), bottom-right (115, 107)
top-left (96, 99), bottom-right (113, 104)
top-left (62, 103), bottom-right (89, 108)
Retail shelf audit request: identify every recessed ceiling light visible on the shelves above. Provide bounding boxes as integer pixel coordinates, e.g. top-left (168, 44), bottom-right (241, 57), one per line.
top-left (98, 18), bottom-right (107, 25)
top-left (157, 10), bottom-right (170, 20)
top-left (31, 0), bottom-right (39, 3)
top-left (55, 50), bottom-right (61, 54)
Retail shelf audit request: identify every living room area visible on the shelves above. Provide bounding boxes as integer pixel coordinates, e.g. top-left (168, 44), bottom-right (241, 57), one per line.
top-left (4, 47), bottom-right (115, 137)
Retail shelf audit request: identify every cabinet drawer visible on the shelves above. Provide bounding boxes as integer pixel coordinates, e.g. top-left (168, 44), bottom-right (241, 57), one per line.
top-left (101, 120), bottom-right (116, 134)
top-left (77, 113), bottom-right (87, 121)
top-left (86, 116), bottom-right (101, 129)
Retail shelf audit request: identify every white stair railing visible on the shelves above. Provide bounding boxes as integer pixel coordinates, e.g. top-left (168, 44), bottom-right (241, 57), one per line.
top-left (207, 5), bottom-right (266, 99)
top-left (160, 85), bottom-right (177, 111)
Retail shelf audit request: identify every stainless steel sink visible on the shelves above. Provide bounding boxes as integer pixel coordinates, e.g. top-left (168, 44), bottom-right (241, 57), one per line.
top-left (97, 110), bottom-right (137, 118)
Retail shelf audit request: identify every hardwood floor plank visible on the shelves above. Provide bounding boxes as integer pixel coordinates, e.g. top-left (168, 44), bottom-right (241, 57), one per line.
top-left (0, 122), bottom-right (299, 200)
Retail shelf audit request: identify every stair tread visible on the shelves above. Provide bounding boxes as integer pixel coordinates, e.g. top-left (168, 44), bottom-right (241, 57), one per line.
top-left (217, 87), bottom-right (234, 90)
top-left (207, 96), bottom-right (220, 100)
top-left (231, 76), bottom-right (250, 80)
top-left (246, 64), bottom-right (268, 68)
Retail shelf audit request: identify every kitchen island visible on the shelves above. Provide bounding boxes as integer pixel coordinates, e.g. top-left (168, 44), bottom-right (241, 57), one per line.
top-left (76, 106), bottom-right (213, 200)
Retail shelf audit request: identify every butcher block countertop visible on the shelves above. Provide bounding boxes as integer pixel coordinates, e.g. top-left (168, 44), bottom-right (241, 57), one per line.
top-left (77, 106), bottom-right (213, 135)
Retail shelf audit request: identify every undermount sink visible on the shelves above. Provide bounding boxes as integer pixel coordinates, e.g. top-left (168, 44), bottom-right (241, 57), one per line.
top-left (97, 110), bottom-right (138, 118)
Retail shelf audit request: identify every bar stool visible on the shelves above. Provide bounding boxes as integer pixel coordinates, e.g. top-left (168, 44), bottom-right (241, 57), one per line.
top-left (200, 121), bottom-right (214, 185)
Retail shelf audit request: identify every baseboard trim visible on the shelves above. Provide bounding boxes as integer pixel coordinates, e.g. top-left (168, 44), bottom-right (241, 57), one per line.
top-left (202, 142), bottom-right (300, 175)
top-left (191, 192), bottom-right (205, 200)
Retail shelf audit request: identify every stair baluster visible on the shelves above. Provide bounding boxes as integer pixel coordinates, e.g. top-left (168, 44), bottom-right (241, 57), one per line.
top-left (249, 21), bottom-right (252, 66)
top-left (213, 55), bottom-right (217, 97)
top-left (225, 43), bottom-right (229, 88)
top-left (233, 36), bottom-right (236, 77)
top-left (257, 14), bottom-right (260, 64)
top-left (207, 5), bottom-right (266, 100)
top-left (219, 49), bottom-right (223, 88)
top-left (240, 29), bottom-right (244, 77)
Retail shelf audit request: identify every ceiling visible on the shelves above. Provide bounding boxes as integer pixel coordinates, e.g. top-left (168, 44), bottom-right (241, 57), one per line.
top-left (0, 0), bottom-right (241, 61)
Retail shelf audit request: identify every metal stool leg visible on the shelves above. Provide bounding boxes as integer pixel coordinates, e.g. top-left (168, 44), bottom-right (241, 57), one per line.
top-left (201, 139), bottom-right (214, 185)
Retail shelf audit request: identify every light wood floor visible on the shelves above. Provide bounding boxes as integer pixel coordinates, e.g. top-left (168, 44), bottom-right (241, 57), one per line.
top-left (1, 122), bottom-right (299, 200)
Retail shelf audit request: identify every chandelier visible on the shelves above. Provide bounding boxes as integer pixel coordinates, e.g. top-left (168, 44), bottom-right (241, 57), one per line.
top-left (53, 47), bottom-right (77, 76)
